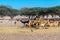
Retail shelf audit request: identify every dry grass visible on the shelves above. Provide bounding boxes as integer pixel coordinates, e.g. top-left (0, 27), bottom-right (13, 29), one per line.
top-left (0, 27), bottom-right (60, 34)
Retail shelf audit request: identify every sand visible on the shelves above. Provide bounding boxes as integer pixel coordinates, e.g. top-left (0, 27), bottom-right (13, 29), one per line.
top-left (0, 20), bottom-right (24, 27)
top-left (0, 27), bottom-right (60, 40)
top-left (0, 33), bottom-right (60, 40)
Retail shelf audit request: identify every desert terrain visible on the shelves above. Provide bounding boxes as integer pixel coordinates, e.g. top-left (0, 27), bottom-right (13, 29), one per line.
top-left (0, 27), bottom-right (60, 40)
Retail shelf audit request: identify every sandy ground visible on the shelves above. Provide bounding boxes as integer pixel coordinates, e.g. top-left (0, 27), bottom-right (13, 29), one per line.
top-left (0, 27), bottom-right (60, 40)
top-left (0, 20), bottom-right (24, 27)
top-left (0, 33), bottom-right (60, 40)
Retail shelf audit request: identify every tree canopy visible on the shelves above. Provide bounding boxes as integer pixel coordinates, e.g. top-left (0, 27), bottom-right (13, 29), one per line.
top-left (0, 5), bottom-right (60, 16)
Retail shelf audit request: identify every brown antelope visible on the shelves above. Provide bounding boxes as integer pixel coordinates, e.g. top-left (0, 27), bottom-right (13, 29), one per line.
top-left (46, 20), bottom-right (59, 27)
top-left (53, 21), bottom-right (59, 27)
top-left (47, 20), bottom-right (54, 27)
top-left (58, 21), bottom-right (60, 26)
top-left (27, 20), bottom-right (35, 32)
top-left (38, 20), bottom-right (47, 27)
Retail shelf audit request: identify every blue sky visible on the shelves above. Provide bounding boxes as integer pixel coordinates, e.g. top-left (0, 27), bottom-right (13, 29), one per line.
top-left (0, 0), bottom-right (60, 9)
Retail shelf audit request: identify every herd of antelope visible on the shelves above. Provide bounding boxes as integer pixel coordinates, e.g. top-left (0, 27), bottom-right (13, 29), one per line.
top-left (23, 16), bottom-right (60, 29)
